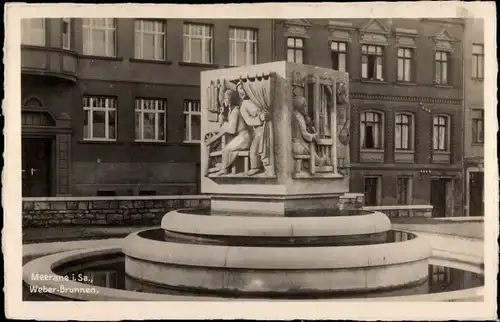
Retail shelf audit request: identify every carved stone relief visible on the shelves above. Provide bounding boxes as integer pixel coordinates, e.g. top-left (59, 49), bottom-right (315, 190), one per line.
top-left (204, 73), bottom-right (276, 179)
top-left (336, 81), bottom-right (350, 147)
top-left (291, 71), bottom-right (345, 178)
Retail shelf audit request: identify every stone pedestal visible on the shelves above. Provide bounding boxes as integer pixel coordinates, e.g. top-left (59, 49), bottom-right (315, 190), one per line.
top-left (201, 62), bottom-right (354, 216)
top-left (122, 62), bottom-right (431, 298)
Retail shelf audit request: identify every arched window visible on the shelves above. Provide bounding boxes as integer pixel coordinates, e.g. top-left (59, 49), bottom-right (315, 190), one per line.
top-left (433, 114), bottom-right (451, 151)
top-left (395, 113), bottom-right (414, 150)
top-left (360, 111), bottom-right (383, 149)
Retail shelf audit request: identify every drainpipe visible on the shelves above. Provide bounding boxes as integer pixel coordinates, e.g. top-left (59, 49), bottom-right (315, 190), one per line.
top-left (462, 20), bottom-right (467, 216)
top-left (271, 19), bottom-right (276, 61)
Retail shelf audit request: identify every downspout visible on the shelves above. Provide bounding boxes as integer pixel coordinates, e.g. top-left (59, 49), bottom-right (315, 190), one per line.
top-left (462, 20), bottom-right (467, 216)
top-left (271, 19), bottom-right (276, 61)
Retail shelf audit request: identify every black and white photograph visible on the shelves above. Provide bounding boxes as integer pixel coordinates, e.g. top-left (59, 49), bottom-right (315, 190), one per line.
top-left (4, 2), bottom-right (498, 321)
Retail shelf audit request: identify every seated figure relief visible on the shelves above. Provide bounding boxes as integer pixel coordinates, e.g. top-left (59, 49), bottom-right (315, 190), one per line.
top-left (204, 74), bottom-right (275, 178)
top-left (292, 95), bottom-right (327, 167)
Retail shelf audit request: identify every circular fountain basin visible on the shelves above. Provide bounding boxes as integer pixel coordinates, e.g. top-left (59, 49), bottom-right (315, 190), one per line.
top-left (121, 227), bottom-right (431, 296)
top-left (22, 236), bottom-right (484, 301)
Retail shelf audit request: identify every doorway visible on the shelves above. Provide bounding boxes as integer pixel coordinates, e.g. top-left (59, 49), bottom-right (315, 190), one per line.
top-left (430, 178), bottom-right (452, 217)
top-left (469, 171), bottom-right (484, 216)
top-left (364, 176), bottom-right (380, 206)
top-left (22, 137), bottom-right (53, 197)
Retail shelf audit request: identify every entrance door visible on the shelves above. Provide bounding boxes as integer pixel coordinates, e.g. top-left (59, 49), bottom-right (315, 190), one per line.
top-left (469, 172), bottom-right (484, 216)
top-left (196, 163), bottom-right (201, 194)
top-left (364, 177), bottom-right (379, 206)
top-left (430, 179), bottom-right (447, 217)
top-left (22, 138), bottom-right (52, 197)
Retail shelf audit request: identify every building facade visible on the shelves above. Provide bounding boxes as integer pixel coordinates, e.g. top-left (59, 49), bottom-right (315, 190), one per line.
top-left (462, 18), bottom-right (484, 217)
top-left (275, 19), bottom-right (465, 217)
top-left (21, 18), bottom-right (273, 197)
top-left (21, 18), bottom-right (468, 217)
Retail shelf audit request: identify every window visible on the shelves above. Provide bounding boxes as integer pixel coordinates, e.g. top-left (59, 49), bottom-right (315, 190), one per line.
top-left (433, 115), bottom-right (450, 151)
top-left (82, 18), bottom-right (116, 57)
top-left (83, 96), bottom-right (117, 141)
top-left (434, 51), bottom-right (449, 84)
top-left (360, 111), bottom-right (383, 149)
top-left (431, 265), bottom-right (451, 284)
top-left (84, 271), bottom-right (118, 288)
top-left (134, 98), bottom-right (167, 142)
top-left (395, 113), bottom-right (413, 150)
top-left (183, 100), bottom-right (201, 143)
top-left (183, 23), bottom-right (213, 64)
top-left (97, 190), bottom-right (116, 196)
top-left (62, 18), bottom-right (71, 50)
top-left (472, 44), bottom-right (484, 79)
top-left (229, 28), bottom-right (257, 66)
top-left (397, 48), bottom-right (413, 82)
top-left (361, 44), bottom-right (384, 80)
top-left (331, 41), bottom-right (347, 72)
top-left (287, 37), bottom-right (304, 63)
top-left (134, 20), bottom-right (166, 61)
top-left (21, 18), bottom-right (46, 46)
top-left (139, 190), bottom-right (156, 196)
top-left (471, 109), bottom-right (484, 144)
top-left (397, 177), bottom-right (411, 205)
top-left (364, 177), bottom-right (380, 206)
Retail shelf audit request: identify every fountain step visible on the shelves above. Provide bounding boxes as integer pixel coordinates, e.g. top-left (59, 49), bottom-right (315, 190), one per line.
top-left (161, 209), bottom-right (391, 238)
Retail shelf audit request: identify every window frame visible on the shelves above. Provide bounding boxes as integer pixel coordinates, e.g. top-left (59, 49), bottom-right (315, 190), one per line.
top-left (82, 96), bottom-right (118, 141)
top-left (228, 27), bottom-right (258, 66)
top-left (183, 100), bottom-right (202, 143)
top-left (434, 51), bottom-right (450, 85)
top-left (182, 23), bottom-right (213, 64)
top-left (360, 111), bottom-right (384, 150)
top-left (134, 19), bottom-right (166, 61)
top-left (396, 176), bottom-right (412, 205)
top-left (361, 44), bottom-right (385, 81)
top-left (62, 18), bottom-right (72, 50)
top-left (82, 18), bottom-right (117, 57)
top-left (397, 47), bottom-right (413, 82)
top-left (21, 18), bottom-right (47, 47)
top-left (472, 43), bottom-right (484, 80)
top-left (432, 114), bottom-right (451, 152)
top-left (431, 265), bottom-right (452, 284)
top-left (331, 41), bottom-right (348, 72)
top-left (394, 112), bottom-right (414, 151)
top-left (286, 37), bottom-right (305, 64)
top-left (471, 109), bottom-right (484, 144)
top-left (134, 98), bottom-right (168, 142)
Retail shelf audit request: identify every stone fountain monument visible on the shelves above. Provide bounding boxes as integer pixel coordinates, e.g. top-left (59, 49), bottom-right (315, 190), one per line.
top-left (123, 62), bottom-right (431, 298)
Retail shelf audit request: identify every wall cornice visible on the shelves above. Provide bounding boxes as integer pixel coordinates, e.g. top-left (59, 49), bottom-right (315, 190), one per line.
top-left (350, 92), bottom-right (462, 105)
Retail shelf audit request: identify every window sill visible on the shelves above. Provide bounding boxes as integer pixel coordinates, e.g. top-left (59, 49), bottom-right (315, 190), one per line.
top-left (396, 81), bottom-right (417, 86)
top-left (129, 58), bottom-right (173, 65)
top-left (360, 149), bottom-right (384, 163)
top-left (360, 79), bottom-right (387, 84)
top-left (361, 149), bottom-right (384, 153)
top-left (471, 78), bottom-right (484, 82)
top-left (432, 151), bottom-right (451, 164)
top-left (394, 150), bottom-right (415, 163)
top-left (132, 141), bottom-right (175, 146)
top-left (179, 142), bottom-right (201, 146)
top-left (434, 84), bottom-right (453, 89)
top-left (79, 55), bottom-right (124, 61)
top-left (179, 61), bottom-right (219, 68)
top-left (79, 139), bottom-right (125, 145)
